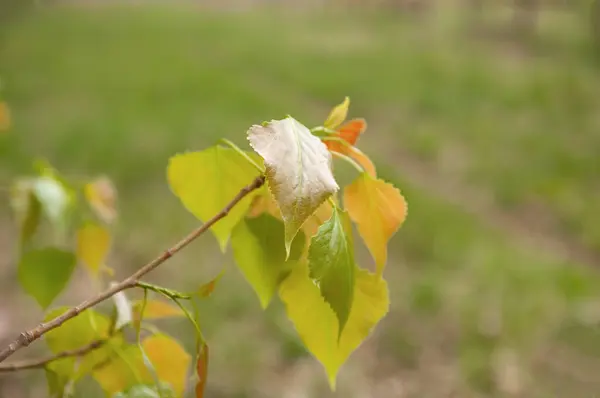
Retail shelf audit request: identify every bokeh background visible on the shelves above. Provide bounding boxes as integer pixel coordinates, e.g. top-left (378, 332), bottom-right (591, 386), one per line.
top-left (2, 0), bottom-right (600, 397)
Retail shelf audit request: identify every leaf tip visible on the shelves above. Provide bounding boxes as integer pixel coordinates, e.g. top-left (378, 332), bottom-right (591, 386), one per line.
top-left (327, 373), bottom-right (338, 392)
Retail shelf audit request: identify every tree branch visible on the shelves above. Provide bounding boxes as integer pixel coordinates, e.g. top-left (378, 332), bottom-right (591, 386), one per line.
top-left (0, 338), bottom-right (108, 372)
top-left (0, 175), bottom-right (265, 365)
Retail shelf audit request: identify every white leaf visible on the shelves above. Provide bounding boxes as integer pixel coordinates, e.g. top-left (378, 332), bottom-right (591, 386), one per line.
top-left (111, 283), bottom-right (133, 330)
top-left (32, 176), bottom-right (70, 223)
top-left (247, 117), bottom-right (339, 256)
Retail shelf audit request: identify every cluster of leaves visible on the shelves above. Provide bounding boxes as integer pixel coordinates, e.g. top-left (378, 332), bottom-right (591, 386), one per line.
top-left (8, 160), bottom-right (213, 397)
top-left (168, 97), bottom-right (407, 389)
top-left (5, 97), bottom-right (407, 397)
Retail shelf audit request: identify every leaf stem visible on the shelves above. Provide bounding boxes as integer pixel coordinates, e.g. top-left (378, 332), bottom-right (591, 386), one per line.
top-left (219, 138), bottom-right (265, 173)
top-left (310, 126), bottom-right (338, 137)
top-left (135, 281), bottom-right (191, 300)
top-left (331, 151), bottom-right (364, 174)
top-left (172, 298), bottom-right (205, 345)
top-left (0, 175), bottom-right (266, 365)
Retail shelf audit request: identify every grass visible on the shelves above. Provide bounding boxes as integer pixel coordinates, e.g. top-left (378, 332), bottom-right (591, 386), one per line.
top-left (2, 3), bottom-right (600, 397)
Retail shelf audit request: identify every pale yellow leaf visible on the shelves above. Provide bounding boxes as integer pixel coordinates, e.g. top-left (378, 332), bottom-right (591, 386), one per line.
top-left (279, 263), bottom-right (389, 390)
top-left (76, 222), bottom-right (111, 275)
top-left (247, 117), bottom-right (339, 256)
top-left (167, 147), bottom-right (261, 251)
top-left (247, 187), bottom-right (282, 220)
top-left (142, 334), bottom-right (191, 396)
top-left (84, 176), bottom-right (118, 224)
top-left (346, 146), bottom-right (377, 178)
top-left (132, 299), bottom-right (184, 321)
top-left (344, 174), bottom-right (407, 273)
top-left (324, 97), bottom-right (350, 130)
top-left (93, 334), bottom-right (191, 397)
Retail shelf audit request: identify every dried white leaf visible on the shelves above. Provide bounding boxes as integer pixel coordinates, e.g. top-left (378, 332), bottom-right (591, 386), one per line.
top-left (247, 117), bottom-right (339, 255)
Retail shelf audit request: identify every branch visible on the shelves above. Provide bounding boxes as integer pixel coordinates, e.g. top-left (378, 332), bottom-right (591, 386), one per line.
top-left (0, 175), bottom-right (265, 365)
top-left (0, 338), bottom-right (108, 372)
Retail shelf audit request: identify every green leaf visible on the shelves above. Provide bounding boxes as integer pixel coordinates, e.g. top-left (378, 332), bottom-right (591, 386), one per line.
top-left (45, 366), bottom-right (69, 398)
top-left (18, 248), bottom-right (76, 308)
top-left (247, 117), bottom-right (339, 256)
top-left (9, 179), bottom-right (42, 248)
top-left (44, 307), bottom-right (122, 381)
top-left (279, 263), bottom-right (389, 390)
top-left (231, 214), bottom-right (305, 308)
top-left (308, 207), bottom-right (355, 337)
top-left (167, 146), bottom-right (262, 251)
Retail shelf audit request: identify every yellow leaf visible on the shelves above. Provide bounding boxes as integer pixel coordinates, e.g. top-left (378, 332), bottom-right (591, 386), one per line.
top-left (0, 101), bottom-right (11, 131)
top-left (231, 215), bottom-right (305, 308)
top-left (347, 146), bottom-right (377, 178)
top-left (93, 334), bottom-right (191, 397)
top-left (76, 222), bottom-right (111, 275)
top-left (92, 344), bottom-right (143, 395)
top-left (167, 147), bottom-right (262, 251)
top-left (279, 263), bottom-right (389, 390)
top-left (84, 176), bottom-right (118, 224)
top-left (247, 187), bottom-right (282, 220)
top-left (344, 174), bottom-right (407, 273)
top-left (324, 97), bottom-right (350, 130)
top-left (45, 307), bottom-right (123, 381)
top-left (132, 299), bottom-right (184, 321)
top-left (142, 334), bottom-right (191, 396)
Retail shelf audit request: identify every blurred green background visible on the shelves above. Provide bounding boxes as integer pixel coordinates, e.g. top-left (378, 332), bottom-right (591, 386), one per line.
top-left (2, 0), bottom-right (600, 397)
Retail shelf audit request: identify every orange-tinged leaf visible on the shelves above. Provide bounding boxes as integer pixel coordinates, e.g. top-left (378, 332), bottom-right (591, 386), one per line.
top-left (324, 118), bottom-right (367, 153)
top-left (92, 344), bottom-right (143, 395)
top-left (85, 176), bottom-right (118, 223)
top-left (338, 118), bottom-right (366, 144)
top-left (347, 146), bottom-right (377, 178)
top-left (94, 334), bottom-right (192, 397)
top-left (142, 334), bottom-right (191, 396)
top-left (195, 343), bottom-right (209, 398)
top-left (132, 299), bottom-right (184, 321)
top-left (0, 101), bottom-right (10, 131)
top-left (76, 222), bottom-right (111, 275)
top-left (324, 97), bottom-right (350, 130)
top-left (344, 174), bottom-right (407, 273)
top-left (197, 269), bottom-right (225, 298)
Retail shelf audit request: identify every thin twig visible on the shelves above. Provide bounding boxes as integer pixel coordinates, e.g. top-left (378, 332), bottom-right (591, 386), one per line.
top-left (0, 339), bottom-right (108, 372)
top-left (0, 175), bottom-right (265, 365)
